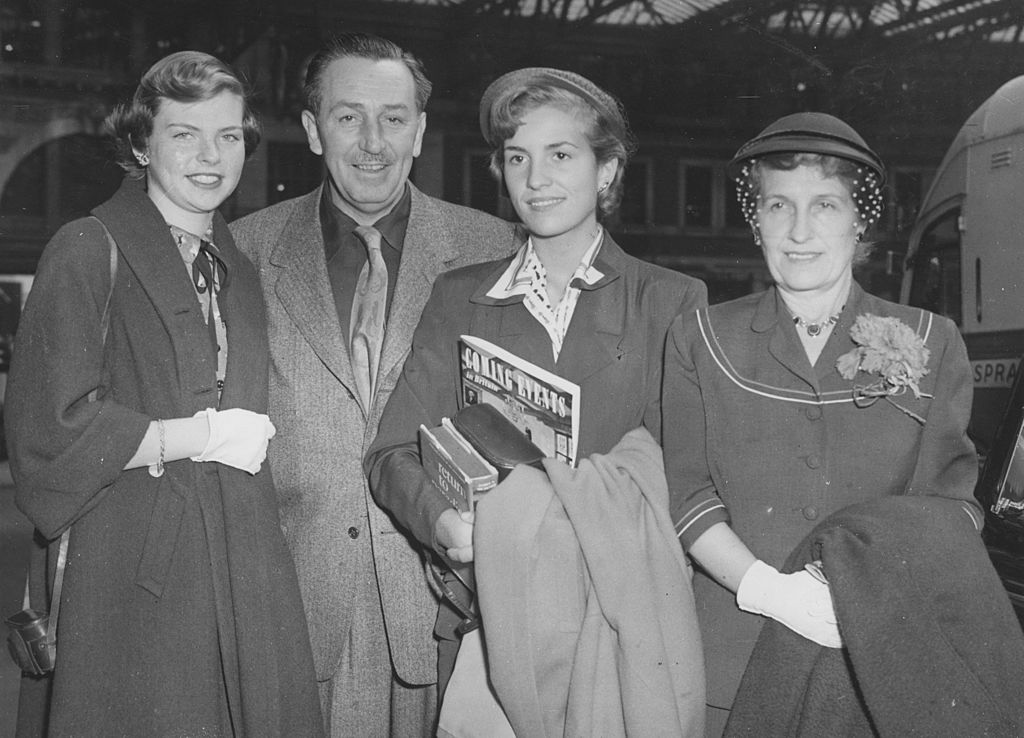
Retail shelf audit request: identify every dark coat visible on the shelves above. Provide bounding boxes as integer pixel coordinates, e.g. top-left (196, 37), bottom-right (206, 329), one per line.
top-left (5, 178), bottom-right (323, 737)
top-left (726, 497), bottom-right (1024, 737)
top-left (366, 234), bottom-right (708, 554)
top-left (663, 282), bottom-right (983, 708)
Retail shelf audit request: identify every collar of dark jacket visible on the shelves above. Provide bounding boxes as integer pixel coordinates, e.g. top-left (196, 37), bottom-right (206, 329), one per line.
top-left (469, 232), bottom-right (625, 307)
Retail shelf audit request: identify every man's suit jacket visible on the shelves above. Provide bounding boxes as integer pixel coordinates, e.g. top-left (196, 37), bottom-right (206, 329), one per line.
top-left (231, 183), bottom-right (519, 685)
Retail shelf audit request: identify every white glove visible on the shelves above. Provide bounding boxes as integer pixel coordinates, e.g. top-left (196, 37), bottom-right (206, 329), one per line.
top-left (191, 408), bottom-right (276, 475)
top-left (736, 560), bottom-right (843, 648)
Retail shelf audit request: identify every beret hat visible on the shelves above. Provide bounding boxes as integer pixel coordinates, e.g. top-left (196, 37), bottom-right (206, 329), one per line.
top-left (478, 67), bottom-right (625, 147)
top-left (728, 112), bottom-right (886, 186)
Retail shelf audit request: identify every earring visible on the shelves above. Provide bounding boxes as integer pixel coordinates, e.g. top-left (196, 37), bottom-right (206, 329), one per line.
top-left (135, 152), bottom-right (149, 167)
top-left (598, 182), bottom-right (609, 193)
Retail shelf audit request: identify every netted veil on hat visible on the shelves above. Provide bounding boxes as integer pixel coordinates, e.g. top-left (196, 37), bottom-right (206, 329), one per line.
top-left (727, 112), bottom-right (886, 186)
top-left (478, 67), bottom-right (626, 147)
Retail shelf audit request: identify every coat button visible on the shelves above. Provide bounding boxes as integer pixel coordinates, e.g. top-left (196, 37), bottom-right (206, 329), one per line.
top-left (802, 505), bottom-right (819, 521)
top-left (347, 526), bottom-right (359, 539)
top-left (806, 406), bottom-right (822, 420)
top-left (806, 454), bottom-right (821, 469)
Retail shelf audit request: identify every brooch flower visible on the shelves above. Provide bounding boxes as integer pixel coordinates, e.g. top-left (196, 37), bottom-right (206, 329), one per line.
top-left (836, 313), bottom-right (932, 424)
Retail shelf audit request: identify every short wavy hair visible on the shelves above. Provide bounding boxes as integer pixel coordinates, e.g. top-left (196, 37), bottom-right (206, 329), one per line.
top-left (486, 83), bottom-right (635, 221)
top-left (742, 152), bottom-right (883, 265)
top-left (302, 33), bottom-right (432, 117)
top-left (104, 50), bottom-right (261, 178)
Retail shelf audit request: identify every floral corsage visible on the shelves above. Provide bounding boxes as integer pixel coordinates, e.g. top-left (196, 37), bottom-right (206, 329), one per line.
top-left (835, 313), bottom-right (932, 424)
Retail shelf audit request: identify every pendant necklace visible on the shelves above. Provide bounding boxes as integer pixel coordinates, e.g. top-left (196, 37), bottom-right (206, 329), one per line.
top-left (792, 312), bottom-right (840, 337)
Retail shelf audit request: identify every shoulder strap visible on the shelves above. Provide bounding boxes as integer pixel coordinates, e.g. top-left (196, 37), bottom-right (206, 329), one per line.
top-left (92, 215), bottom-right (119, 366)
top-left (21, 218), bottom-right (118, 635)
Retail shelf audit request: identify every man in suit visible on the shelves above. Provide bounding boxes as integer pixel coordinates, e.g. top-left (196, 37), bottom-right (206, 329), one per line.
top-left (231, 32), bottom-right (518, 737)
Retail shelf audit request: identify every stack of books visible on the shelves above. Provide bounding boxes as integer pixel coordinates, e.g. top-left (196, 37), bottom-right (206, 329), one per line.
top-left (419, 418), bottom-right (498, 513)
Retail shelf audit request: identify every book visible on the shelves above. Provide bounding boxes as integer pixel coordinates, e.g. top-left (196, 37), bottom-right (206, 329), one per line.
top-left (458, 334), bottom-right (581, 466)
top-left (419, 418), bottom-right (499, 512)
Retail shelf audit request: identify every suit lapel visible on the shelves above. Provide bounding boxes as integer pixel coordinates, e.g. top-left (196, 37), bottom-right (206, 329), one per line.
top-left (556, 289), bottom-right (624, 384)
top-left (94, 180), bottom-right (220, 396)
top-left (376, 186), bottom-right (462, 388)
top-left (268, 187), bottom-right (356, 391)
top-left (467, 234), bottom-right (629, 381)
top-left (555, 237), bottom-right (626, 384)
top-left (756, 289), bottom-right (823, 391)
top-left (495, 304), bottom-right (556, 373)
top-left (469, 260), bottom-right (558, 373)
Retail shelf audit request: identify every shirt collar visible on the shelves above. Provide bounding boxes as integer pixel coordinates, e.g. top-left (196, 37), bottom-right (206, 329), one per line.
top-left (167, 223), bottom-right (216, 260)
top-left (319, 183), bottom-right (411, 253)
top-left (485, 228), bottom-right (605, 300)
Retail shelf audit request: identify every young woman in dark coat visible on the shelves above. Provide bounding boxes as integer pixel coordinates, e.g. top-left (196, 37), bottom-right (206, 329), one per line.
top-left (5, 51), bottom-right (323, 737)
top-left (365, 68), bottom-right (707, 733)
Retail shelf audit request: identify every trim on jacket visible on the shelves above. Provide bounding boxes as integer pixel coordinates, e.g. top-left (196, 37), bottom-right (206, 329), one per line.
top-left (697, 306), bottom-right (935, 406)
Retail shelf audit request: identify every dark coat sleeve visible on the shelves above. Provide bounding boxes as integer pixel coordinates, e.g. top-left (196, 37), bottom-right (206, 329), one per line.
top-left (365, 271), bottom-right (466, 552)
top-left (905, 316), bottom-right (983, 521)
top-left (5, 217), bottom-right (150, 538)
top-left (644, 278), bottom-right (707, 447)
top-left (664, 308), bottom-right (730, 547)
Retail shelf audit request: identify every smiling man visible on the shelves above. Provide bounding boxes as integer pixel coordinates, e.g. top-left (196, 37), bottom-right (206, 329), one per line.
top-left (230, 33), bottom-right (518, 737)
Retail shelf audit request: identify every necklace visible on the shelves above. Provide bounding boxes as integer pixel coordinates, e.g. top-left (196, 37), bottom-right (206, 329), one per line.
top-left (792, 313), bottom-right (840, 337)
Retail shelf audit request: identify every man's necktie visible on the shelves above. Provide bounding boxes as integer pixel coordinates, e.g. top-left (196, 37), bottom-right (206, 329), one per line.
top-left (192, 240), bottom-right (228, 356)
top-left (350, 226), bottom-right (388, 411)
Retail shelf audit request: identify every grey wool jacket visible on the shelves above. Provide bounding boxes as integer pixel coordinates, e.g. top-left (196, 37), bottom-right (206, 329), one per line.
top-left (231, 182), bottom-right (519, 685)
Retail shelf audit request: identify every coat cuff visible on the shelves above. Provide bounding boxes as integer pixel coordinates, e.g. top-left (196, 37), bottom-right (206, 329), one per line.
top-left (675, 497), bottom-right (730, 550)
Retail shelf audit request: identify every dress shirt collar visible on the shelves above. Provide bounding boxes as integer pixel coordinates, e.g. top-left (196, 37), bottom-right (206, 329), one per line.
top-left (485, 228), bottom-right (605, 300)
top-left (319, 183), bottom-right (411, 255)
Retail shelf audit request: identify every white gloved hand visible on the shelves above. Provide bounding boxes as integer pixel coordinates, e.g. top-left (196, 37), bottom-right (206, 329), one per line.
top-left (191, 408), bottom-right (276, 475)
top-left (736, 560), bottom-right (843, 648)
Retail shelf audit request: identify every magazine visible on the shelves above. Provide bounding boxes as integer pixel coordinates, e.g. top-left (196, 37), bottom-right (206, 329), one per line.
top-left (458, 334), bottom-right (581, 466)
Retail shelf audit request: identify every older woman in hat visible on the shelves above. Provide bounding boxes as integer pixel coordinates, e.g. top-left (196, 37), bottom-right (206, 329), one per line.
top-left (366, 68), bottom-right (707, 734)
top-left (662, 112), bottom-right (983, 734)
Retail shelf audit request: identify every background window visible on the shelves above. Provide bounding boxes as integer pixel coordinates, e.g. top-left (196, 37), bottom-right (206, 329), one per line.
top-left (619, 158), bottom-right (653, 226)
top-left (725, 176), bottom-right (746, 229)
top-left (906, 209), bottom-right (962, 325)
top-left (682, 165), bottom-right (713, 228)
top-left (888, 169), bottom-right (930, 234)
top-left (267, 142), bottom-right (322, 205)
top-left (464, 151), bottom-right (500, 216)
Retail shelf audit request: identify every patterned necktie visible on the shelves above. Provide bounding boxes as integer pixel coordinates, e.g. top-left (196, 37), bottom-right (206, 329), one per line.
top-left (192, 240), bottom-right (228, 356)
top-left (192, 240), bottom-right (229, 295)
top-left (350, 226), bottom-right (388, 411)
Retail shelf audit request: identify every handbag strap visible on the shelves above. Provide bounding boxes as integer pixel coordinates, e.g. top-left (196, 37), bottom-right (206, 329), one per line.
top-left (41, 529), bottom-right (69, 641)
top-left (21, 218), bottom-right (118, 638)
top-left (88, 217), bottom-right (118, 402)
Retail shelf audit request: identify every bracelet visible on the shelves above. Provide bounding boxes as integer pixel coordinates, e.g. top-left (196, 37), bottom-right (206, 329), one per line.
top-left (148, 419), bottom-right (166, 478)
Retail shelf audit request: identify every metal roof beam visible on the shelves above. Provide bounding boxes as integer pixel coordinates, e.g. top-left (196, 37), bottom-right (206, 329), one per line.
top-left (879, 0), bottom-right (1023, 40)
